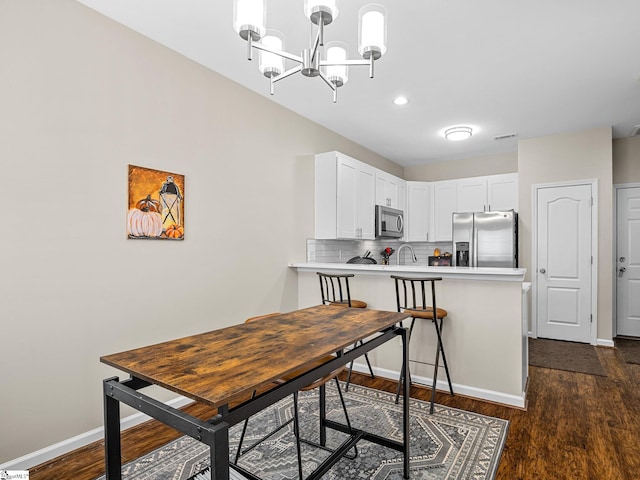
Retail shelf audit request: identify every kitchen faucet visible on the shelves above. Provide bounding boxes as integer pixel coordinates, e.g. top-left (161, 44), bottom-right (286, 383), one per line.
top-left (397, 244), bottom-right (417, 265)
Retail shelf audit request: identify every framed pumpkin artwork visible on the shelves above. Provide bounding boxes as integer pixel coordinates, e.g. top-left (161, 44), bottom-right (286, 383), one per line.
top-left (127, 165), bottom-right (185, 240)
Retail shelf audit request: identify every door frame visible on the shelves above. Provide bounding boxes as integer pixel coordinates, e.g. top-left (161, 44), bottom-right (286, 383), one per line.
top-left (531, 179), bottom-right (599, 345)
top-left (613, 182), bottom-right (640, 337)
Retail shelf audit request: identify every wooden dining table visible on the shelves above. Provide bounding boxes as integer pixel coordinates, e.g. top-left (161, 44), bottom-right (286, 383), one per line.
top-left (101, 304), bottom-right (410, 480)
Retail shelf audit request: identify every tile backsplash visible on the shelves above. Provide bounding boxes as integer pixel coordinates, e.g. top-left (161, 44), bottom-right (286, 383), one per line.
top-left (306, 239), bottom-right (453, 265)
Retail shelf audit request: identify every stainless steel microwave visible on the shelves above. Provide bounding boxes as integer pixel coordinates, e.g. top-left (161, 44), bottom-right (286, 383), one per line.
top-left (375, 205), bottom-right (404, 238)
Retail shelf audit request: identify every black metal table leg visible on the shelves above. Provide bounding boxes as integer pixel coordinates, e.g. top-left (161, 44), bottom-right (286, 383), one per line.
top-left (319, 382), bottom-right (327, 446)
top-left (104, 378), bottom-right (122, 480)
top-left (401, 327), bottom-right (410, 479)
top-left (210, 426), bottom-right (230, 480)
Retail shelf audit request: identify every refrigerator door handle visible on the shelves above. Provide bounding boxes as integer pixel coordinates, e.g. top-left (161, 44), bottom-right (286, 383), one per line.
top-left (469, 225), bottom-right (478, 267)
top-left (472, 224), bottom-right (478, 267)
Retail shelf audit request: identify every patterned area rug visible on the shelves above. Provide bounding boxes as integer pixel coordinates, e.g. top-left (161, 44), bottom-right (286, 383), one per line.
top-left (97, 383), bottom-right (509, 480)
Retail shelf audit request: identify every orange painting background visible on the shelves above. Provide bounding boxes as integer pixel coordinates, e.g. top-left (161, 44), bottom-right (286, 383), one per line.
top-left (128, 165), bottom-right (185, 237)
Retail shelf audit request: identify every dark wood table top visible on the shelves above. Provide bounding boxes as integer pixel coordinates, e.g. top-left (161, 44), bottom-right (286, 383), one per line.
top-left (101, 305), bottom-right (407, 408)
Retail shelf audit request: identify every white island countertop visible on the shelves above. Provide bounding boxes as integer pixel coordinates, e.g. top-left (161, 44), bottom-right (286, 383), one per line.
top-left (289, 262), bottom-right (526, 282)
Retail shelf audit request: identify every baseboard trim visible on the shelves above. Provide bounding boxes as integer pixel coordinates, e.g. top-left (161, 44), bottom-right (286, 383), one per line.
top-left (350, 363), bottom-right (526, 409)
top-left (597, 338), bottom-right (615, 348)
top-left (0, 396), bottom-right (192, 471)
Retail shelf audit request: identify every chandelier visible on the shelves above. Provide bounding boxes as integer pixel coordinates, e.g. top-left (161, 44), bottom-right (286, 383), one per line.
top-left (233, 0), bottom-right (387, 102)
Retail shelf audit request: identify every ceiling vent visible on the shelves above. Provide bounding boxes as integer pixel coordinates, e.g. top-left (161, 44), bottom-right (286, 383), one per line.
top-left (630, 125), bottom-right (640, 137)
top-left (493, 133), bottom-right (518, 141)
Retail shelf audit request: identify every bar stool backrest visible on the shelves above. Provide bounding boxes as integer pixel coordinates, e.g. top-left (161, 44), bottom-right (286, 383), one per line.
top-left (317, 272), bottom-right (354, 307)
top-left (391, 275), bottom-right (443, 314)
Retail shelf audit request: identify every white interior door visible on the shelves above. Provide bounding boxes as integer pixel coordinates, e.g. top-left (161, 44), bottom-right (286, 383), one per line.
top-left (536, 184), bottom-right (593, 343)
top-left (616, 186), bottom-right (640, 337)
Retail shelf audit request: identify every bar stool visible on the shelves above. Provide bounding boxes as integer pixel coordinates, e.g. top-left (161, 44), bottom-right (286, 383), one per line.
top-left (391, 275), bottom-right (454, 413)
top-left (234, 313), bottom-right (357, 479)
top-left (317, 272), bottom-right (375, 390)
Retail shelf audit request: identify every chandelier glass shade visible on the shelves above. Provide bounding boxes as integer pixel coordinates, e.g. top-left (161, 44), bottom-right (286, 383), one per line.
top-left (358, 4), bottom-right (387, 59)
top-left (233, 0), bottom-right (266, 40)
top-left (233, 0), bottom-right (387, 102)
top-left (258, 30), bottom-right (285, 78)
top-left (324, 41), bottom-right (349, 87)
top-left (304, 0), bottom-right (338, 24)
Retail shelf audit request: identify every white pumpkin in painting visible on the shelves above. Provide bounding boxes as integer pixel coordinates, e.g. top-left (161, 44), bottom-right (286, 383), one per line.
top-left (127, 208), bottom-right (163, 237)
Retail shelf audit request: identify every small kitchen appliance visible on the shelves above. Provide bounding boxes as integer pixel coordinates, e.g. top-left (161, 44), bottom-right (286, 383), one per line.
top-left (375, 205), bottom-right (404, 238)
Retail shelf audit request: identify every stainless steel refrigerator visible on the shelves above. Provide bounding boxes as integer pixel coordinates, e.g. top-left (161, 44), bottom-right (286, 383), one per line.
top-left (452, 210), bottom-right (518, 268)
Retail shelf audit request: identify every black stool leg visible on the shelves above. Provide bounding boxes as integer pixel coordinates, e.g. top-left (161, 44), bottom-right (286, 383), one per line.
top-left (430, 317), bottom-right (454, 414)
top-left (334, 377), bottom-right (358, 458)
top-left (234, 390), bottom-right (256, 464)
top-left (345, 341), bottom-right (375, 392)
top-left (435, 318), bottom-right (454, 395)
top-left (395, 318), bottom-right (415, 404)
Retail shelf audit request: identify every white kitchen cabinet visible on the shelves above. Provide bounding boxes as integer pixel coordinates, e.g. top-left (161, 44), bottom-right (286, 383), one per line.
top-left (406, 181), bottom-right (430, 241)
top-left (457, 173), bottom-right (519, 213)
top-left (487, 173), bottom-right (518, 211)
top-left (457, 177), bottom-right (488, 213)
top-left (354, 163), bottom-right (376, 239)
top-left (431, 180), bottom-right (458, 242)
top-left (375, 171), bottom-right (406, 209)
top-left (398, 181), bottom-right (407, 213)
top-left (315, 151), bottom-right (376, 240)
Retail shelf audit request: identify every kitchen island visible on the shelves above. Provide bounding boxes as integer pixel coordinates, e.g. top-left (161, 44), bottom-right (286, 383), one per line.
top-left (290, 262), bottom-right (528, 408)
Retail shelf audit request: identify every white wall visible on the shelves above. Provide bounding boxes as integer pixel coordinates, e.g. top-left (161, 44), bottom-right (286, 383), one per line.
top-left (613, 136), bottom-right (640, 184)
top-left (0, 0), bottom-right (401, 464)
top-left (518, 127), bottom-right (614, 341)
top-left (404, 152), bottom-right (518, 181)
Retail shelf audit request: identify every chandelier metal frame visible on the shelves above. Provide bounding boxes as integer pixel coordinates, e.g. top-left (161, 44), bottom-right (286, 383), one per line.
top-left (235, 4), bottom-right (386, 103)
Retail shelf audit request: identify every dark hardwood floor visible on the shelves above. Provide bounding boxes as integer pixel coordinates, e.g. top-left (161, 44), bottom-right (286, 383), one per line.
top-left (30, 344), bottom-right (640, 480)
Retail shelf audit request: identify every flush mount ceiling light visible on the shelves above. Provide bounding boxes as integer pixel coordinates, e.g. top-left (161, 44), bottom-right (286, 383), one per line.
top-left (233, 0), bottom-right (387, 103)
top-left (393, 96), bottom-right (409, 105)
top-left (444, 126), bottom-right (473, 141)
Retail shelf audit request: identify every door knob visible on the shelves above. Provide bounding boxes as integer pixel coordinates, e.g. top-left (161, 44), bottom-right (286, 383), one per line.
top-left (539, 268), bottom-right (546, 274)
top-left (619, 267), bottom-right (627, 273)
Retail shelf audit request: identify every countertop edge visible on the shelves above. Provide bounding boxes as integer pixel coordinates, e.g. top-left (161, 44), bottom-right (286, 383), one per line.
top-left (289, 262), bottom-right (526, 282)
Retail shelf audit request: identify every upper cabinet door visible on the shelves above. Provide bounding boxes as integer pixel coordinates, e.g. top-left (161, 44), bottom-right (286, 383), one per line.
top-left (406, 181), bottom-right (430, 241)
top-left (397, 180), bottom-right (407, 213)
top-left (457, 174), bottom-right (519, 213)
top-left (488, 173), bottom-right (518, 212)
top-left (336, 156), bottom-right (358, 239)
top-left (457, 177), bottom-right (488, 213)
top-left (432, 180), bottom-right (458, 242)
top-left (375, 171), bottom-right (404, 209)
top-left (357, 165), bottom-right (376, 239)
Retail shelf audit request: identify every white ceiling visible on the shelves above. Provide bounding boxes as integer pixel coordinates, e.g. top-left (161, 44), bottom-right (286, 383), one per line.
top-left (77, 0), bottom-right (640, 167)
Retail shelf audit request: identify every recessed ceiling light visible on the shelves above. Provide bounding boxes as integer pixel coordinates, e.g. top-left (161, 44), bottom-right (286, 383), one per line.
top-left (444, 126), bottom-right (473, 141)
top-left (393, 96), bottom-right (409, 105)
